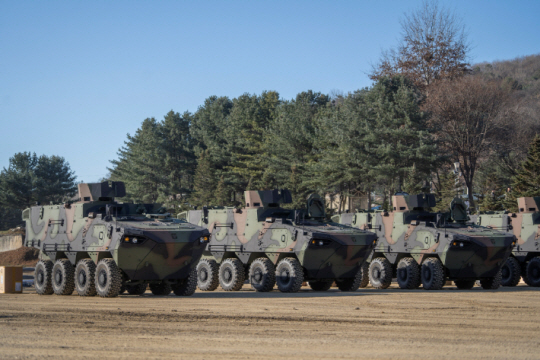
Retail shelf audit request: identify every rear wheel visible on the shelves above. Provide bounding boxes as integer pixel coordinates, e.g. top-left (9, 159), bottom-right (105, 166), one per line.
top-left (75, 259), bottom-right (96, 296)
top-left (219, 258), bottom-right (245, 291)
top-left (421, 258), bottom-right (445, 290)
top-left (369, 257), bottom-right (392, 289)
top-left (501, 257), bottom-right (521, 287)
top-left (172, 269), bottom-right (198, 296)
top-left (308, 280), bottom-right (333, 291)
top-left (150, 282), bottom-right (172, 296)
top-left (396, 257), bottom-right (420, 289)
top-left (480, 270), bottom-right (502, 290)
top-left (34, 260), bottom-right (54, 295)
top-left (454, 280), bottom-right (475, 289)
top-left (275, 258), bottom-right (304, 293)
top-left (52, 259), bottom-right (75, 295)
top-left (526, 257), bottom-right (540, 287)
top-left (522, 261), bottom-right (531, 285)
top-left (95, 259), bottom-right (122, 298)
top-left (249, 258), bottom-right (276, 292)
top-left (336, 265), bottom-right (364, 291)
top-left (358, 261), bottom-right (370, 288)
top-left (126, 283), bottom-right (147, 295)
top-left (196, 259), bottom-right (219, 291)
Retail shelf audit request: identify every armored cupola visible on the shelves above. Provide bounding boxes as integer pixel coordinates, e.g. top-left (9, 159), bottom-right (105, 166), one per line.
top-left (244, 189), bottom-right (292, 208)
top-left (517, 197), bottom-right (540, 213)
top-left (449, 197), bottom-right (468, 222)
top-left (78, 181), bottom-right (126, 202)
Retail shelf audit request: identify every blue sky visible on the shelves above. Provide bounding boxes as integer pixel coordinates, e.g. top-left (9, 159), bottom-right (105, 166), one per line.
top-left (1, 1), bottom-right (539, 182)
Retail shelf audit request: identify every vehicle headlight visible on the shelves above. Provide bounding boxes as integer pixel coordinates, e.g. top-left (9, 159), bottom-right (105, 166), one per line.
top-left (123, 236), bottom-right (145, 244)
top-left (200, 235), bottom-right (210, 243)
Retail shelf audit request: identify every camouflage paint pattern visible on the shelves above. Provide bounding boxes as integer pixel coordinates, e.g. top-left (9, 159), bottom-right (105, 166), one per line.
top-left (180, 190), bottom-right (378, 281)
top-left (22, 182), bottom-right (210, 284)
top-left (477, 197), bottom-right (540, 264)
top-left (335, 194), bottom-right (516, 281)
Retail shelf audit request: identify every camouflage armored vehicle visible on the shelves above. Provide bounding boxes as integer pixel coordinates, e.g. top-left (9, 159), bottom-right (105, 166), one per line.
top-left (477, 197), bottom-right (540, 287)
top-left (23, 181), bottom-right (210, 298)
top-left (334, 194), bottom-right (516, 290)
top-left (179, 190), bottom-right (377, 293)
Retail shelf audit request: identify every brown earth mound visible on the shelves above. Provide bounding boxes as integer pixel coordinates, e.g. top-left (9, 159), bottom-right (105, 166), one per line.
top-left (0, 246), bottom-right (39, 266)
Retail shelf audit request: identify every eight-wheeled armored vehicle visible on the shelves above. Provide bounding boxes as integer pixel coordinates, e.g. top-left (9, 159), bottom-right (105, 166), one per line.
top-left (23, 181), bottom-right (210, 297)
top-left (334, 194), bottom-right (516, 290)
top-left (179, 190), bottom-right (378, 293)
top-left (477, 197), bottom-right (540, 287)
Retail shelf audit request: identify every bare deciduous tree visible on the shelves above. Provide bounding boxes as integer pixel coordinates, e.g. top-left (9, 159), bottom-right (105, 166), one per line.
top-left (426, 76), bottom-right (509, 210)
top-left (370, 1), bottom-right (470, 91)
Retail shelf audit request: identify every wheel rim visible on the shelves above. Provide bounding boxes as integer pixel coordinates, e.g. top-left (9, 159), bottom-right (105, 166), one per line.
top-left (253, 268), bottom-right (263, 283)
top-left (532, 266), bottom-right (540, 280)
top-left (423, 267), bottom-right (432, 282)
top-left (373, 266), bottom-right (381, 280)
top-left (199, 268), bottom-right (208, 282)
top-left (223, 268), bottom-right (232, 283)
top-left (98, 270), bottom-right (107, 287)
top-left (398, 268), bottom-right (407, 282)
top-left (37, 270), bottom-right (44, 286)
top-left (501, 265), bottom-right (510, 281)
top-left (280, 269), bottom-right (291, 285)
top-left (55, 269), bottom-right (62, 285)
top-left (78, 270), bottom-right (86, 286)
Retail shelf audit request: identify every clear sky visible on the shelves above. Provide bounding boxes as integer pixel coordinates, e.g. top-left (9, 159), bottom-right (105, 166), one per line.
top-left (1, 0), bottom-right (539, 182)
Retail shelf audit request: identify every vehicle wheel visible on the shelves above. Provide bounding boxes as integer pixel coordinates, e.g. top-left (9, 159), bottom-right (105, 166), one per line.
top-left (34, 260), bottom-right (54, 295)
top-left (522, 261), bottom-right (531, 285)
top-left (396, 257), bottom-right (420, 289)
top-left (526, 257), bottom-right (540, 287)
top-left (172, 269), bottom-right (198, 296)
top-left (308, 280), bottom-right (333, 291)
top-left (249, 258), bottom-right (276, 292)
top-left (336, 265), bottom-right (364, 291)
top-left (150, 281), bottom-right (172, 296)
top-left (501, 257), bottom-right (521, 287)
top-left (219, 258), bottom-right (245, 291)
top-left (358, 261), bottom-right (370, 288)
top-left (369, 257), bottom-right (392, 289)
top-left (119, 282), bottom-right (126, 295)
top-left (75, 259), bottom-right (97, 296)
top-left (196, 259), bottom-right (219, 291)
top-left (421, 258), bottom-right (445, 290)
top-left (275, 257), bottom-right (304, 293)
top-left (126, 283), bottom-right (147, 295)
top-left (454, 280), bottom-right (475, 289)
top-left (52, 259), bottom-right (75, 295)
top-left (480, 269), bottom-right (502, 289)
top-left (95, 258), bottom-right (122, 298)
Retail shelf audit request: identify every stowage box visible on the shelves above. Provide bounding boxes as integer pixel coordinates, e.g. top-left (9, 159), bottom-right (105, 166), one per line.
top-left (0, 266), bottom-right (23, 294)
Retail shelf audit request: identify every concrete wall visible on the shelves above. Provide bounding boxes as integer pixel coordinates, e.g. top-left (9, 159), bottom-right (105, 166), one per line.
top-left (0, 235), bottom-right (24, 252)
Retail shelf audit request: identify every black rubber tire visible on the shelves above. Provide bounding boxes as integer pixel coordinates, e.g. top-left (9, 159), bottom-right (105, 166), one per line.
top-left (196, 259), bottom-right (219, 291)
top-left (95, 258), bottom-right (122, 298)
top-left (480, 269), bottom-right (502, 289)
top-left (526, 257), bottom-right (540, 287)
top-left (249, 258), bottom-right (276, 292)
top-left (52, 259), bottom-right (75, 295)
top-left (369, 257), bottom-right (393, 289)
top-left (275, 257), bottom-right (304, 293)
top-left (119, 282), bottom-right (127, 295)
top-left (396, 257), bottom-right (421, 289)
top-left (308, 280), bottom-right (333, 291)
top-left (34, 260), bottom-right (54, 295)
top-left (150, 282), bottom-right (172, 296)
top-left (336, 265), bottom-right (365, 291)
top-left (421, 258), bottom-right (445, 290)
top-left (454, 280), bottom-right (476, 289)
top-left (218, 258), bottom-right (245, 291)
top-left (126, 283), bottom-right (147, 295)
top-left (501, 257), bottom-right (521, 287)
top-left (75, 259), bottom-right (97, 296)
top-left (358, 261), bottom-right (370, 288)
top-left (522, 261), bottom-right (531, 285)
top-left (172, 269), bottom-right (198, 296)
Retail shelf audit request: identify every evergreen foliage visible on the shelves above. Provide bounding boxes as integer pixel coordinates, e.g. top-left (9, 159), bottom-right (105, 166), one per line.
top-left (513, 135), bottom-right (540, 197)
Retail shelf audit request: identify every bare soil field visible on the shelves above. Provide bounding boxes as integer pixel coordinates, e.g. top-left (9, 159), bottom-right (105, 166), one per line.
top-left (1, 283), bottom-right (539, 360)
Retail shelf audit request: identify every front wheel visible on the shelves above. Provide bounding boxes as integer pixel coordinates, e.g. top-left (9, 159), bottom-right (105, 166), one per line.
top-left (52, 259), bottom-right (75, 295)
top-left (396, 257), bottom-right (420, 289)
top-left (34, 260), bottom-right (54, 295)
top-left (454, 280), bottom-right (475, 290)
top-left (218, 258), bottom-right (245, 291)
top-left (95, 259), bottom-right (122, 298)
top-left (75, 259), bottom-right (97, 296)
top-left (196, 259), bottom-right (219, 291)
top-left (369, 257), bottom-right (392, 289)
top-left (150, 282), bottom-right (172, 296)
top-left (480, 269), bottom-right (502, 290)
top-left (526, 257), bottom-right (540, 287)
top-left (249, 258), bottom-right (275, 292)
top-left (501, 257), bottom-right (521, 287)
top-left (275, 258), bottom-right (304, 293)
top-left (126, 283), bottom-right (147, 295)
top-left (308, 280), bottom-right (333, 291)
top-left (172, 269), bottom-right (198, 296)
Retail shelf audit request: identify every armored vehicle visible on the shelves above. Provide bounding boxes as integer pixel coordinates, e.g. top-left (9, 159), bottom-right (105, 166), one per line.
top-left (334, 194), bottom-right (516, 290)
top-left (179, 190), bottom-right (377, 293)
top-left (23, 181), bottom-right (210, 298)
top-left (477, 197), bottom-right (540, 287)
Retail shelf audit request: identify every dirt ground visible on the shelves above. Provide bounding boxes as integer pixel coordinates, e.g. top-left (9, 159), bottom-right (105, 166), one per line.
top-left (1, 283), bottom-right (539, 360)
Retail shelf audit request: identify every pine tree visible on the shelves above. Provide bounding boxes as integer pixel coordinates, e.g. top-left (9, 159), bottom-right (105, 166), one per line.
top-left (513, 135), bottom-right (540, 197)
top-left (190, 150), bottom-right (217, 207)
top-left (433, 170), bottom-right (458, 212)
top-left (215, 176), bottom-right (229, 206)
top-left (403, 163), bottom-right (426, 194)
